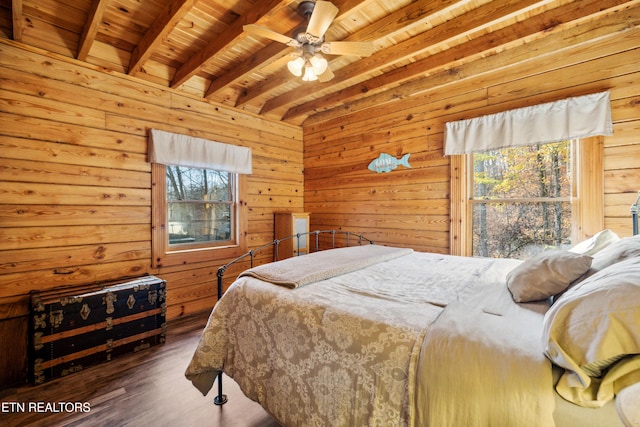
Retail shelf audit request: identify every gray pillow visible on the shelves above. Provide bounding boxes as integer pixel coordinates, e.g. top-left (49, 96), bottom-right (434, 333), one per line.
top-left (507, 251), bottom-right (593, 303)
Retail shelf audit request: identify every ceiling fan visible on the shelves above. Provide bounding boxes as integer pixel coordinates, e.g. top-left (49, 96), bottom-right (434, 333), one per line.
top-left (243, 1), bottom-right (375, 82)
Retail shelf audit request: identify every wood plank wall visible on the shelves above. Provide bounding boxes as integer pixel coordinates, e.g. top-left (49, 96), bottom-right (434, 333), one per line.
top-left (0, 39), bottom-right (303, 387)
top-left (303, 28), bottom-right (640, 251)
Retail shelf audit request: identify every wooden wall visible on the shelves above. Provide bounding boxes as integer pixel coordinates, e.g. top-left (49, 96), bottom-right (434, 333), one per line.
top-left (0, 40), bottom-right (303, 387)
top-left (303, 28), bottom-right (640, 251)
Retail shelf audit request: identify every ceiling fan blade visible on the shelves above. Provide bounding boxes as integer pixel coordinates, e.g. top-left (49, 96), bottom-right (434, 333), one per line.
top-left (244, 24), bottom-right (299, 47)
top-left (318, 67), bottom-right (334, 82)
top-left (321, 41), bottom-right (375, 57)
top-left (306, 1), bottom-right (338, 43)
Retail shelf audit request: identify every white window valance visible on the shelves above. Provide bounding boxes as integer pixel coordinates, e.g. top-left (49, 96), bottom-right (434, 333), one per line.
top-left (148, 129), bottom-right (252, 174)
top-left (444, 91), bottom-right (613, 155)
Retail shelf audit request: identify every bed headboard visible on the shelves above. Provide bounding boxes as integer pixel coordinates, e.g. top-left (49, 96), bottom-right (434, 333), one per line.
top-left (216, 230), bottom-right (374, 300)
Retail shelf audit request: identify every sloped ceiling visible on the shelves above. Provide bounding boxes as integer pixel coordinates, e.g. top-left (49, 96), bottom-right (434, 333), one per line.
top-left (1, 0), bottom-right (638, 125)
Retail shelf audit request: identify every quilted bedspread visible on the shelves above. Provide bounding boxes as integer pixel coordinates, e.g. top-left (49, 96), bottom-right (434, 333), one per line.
top-left (185, 246), bottom-right (552, 426)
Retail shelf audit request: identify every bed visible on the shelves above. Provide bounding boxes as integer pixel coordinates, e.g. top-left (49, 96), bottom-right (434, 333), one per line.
top-left (185, 230), bottom-right (640, 427)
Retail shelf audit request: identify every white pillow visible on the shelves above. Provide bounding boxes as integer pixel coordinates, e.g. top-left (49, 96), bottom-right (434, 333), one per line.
top-left (569, 229), bottom-right (619, 256)
top-left (506, 250), bottom-right (592, 303)
top-left (590, 234), bottom-right (640, 273)
top-left (542, 257), bottom-right (640, 406)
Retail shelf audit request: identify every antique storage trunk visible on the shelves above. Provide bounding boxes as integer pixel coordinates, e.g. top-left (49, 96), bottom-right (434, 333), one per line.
top-left (29, 276), bottom-right (166, 384)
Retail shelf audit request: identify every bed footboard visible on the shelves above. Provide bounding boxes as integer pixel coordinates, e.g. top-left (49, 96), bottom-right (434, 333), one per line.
top-left (212, 229), bottom-right (373, 405)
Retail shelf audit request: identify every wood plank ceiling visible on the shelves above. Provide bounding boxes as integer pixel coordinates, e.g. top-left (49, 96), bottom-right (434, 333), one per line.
top-left (1, 0), bottom-right (638, 125)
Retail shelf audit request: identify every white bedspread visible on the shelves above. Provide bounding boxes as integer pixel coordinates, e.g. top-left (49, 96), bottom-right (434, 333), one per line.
top-left (186, 247), bottom-right (560, 426)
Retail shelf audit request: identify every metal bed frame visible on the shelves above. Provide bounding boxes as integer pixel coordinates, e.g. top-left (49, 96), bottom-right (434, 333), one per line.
top-left (212, 229), bottom-right (374, 405)
top-left (632, 191), bottom-right (640, 236)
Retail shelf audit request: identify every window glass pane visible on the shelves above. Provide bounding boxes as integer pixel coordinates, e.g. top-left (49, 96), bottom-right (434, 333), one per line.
top-left (473, 142), bottom-right (570, 199)
top-left (166, 167), bottom-right (230, 201)
top-left (472, 141), bottom-right (573, 259)
top-left (472, 201), bottom-right (572, 259)
top-left (294, 217), bottom-right (308, 253)
top-left (166, 166), bottom-right (233, 245)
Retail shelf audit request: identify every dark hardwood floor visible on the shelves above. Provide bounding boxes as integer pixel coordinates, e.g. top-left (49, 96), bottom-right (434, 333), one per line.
top-left (0, 311), bottom-right (280, 427)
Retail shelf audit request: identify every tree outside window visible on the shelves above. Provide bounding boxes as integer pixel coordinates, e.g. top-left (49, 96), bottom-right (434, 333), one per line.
top-left (166, 166), bottom-right (233, 245)
top-left (471, 141), bottom-right (572, 259)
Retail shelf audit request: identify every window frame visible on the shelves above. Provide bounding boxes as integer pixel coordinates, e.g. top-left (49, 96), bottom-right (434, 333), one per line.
top-left (449, 137), bottom-right (604, 257)
top-left (151, 163), bottom-right (248, 268)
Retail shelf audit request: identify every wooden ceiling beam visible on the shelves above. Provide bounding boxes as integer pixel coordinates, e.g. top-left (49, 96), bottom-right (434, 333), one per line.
top-left (204, 43), bottom-right (289, 99)
top-left (170, 0), bottom-right (288, 89)
top-left (237, 0), bottom-right (466, 109)
top-left (268, 0), bottom-right (550, 117)
top-left (303, 1), bottom-right (640, 127)
top-left (11, 0), bottom-right (22, 42)
top-left (128, 0), bottom-right (198, 76)
top-left (233, 67), bottom-right (293, 108)
top-left (352, 0), bottom-right (467, 42)
top-left (77, 0), bottom-right (108, 61)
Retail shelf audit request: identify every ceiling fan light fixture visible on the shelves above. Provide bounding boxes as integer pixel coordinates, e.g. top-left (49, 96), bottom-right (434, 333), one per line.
top-left (244, 2), bottom-right (375, 84)
top-left (302, 65), bottom-right (319, 81)
top-left (287, 56), bottom-right (305, 77)
top-left (309, 54), bottom-right (328, 75)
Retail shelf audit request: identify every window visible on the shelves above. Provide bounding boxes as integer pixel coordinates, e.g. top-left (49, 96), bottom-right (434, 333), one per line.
top-left (450, 138), bottom-right (603, 258)
top-left (167, 166), bottom-right (234, 246)
top-left (148, 129), bottom-right (251, 268)
top-left (151, 164), bottom-right (247, 268)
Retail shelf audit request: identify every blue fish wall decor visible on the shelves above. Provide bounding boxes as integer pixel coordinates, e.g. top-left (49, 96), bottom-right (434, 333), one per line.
top-left (368, 153), bottom-right (411, 173)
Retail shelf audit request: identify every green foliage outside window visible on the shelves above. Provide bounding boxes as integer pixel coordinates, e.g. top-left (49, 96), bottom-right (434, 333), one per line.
top-left (472, 141), bottom-right (572, 259)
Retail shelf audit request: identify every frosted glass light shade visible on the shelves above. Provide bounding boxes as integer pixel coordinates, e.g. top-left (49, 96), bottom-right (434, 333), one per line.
top-left (309, 55), bottom-right (328, 75)
top-left (302, 66), bottom-right (318, 81)
top-left (287, 56), bottom-right (305, 77)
